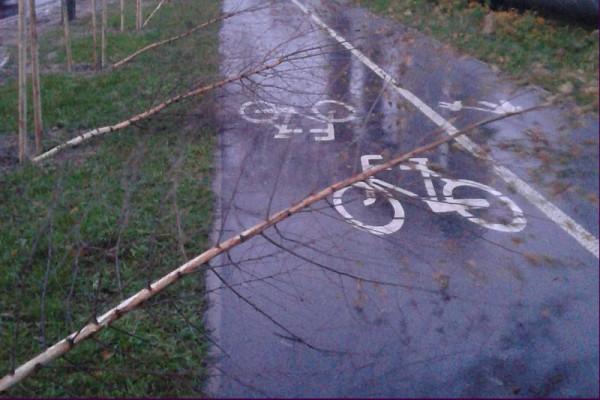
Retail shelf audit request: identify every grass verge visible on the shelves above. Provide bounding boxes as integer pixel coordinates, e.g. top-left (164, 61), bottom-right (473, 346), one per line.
top-left (355, 0), bottom-right (599, 112)
top-left (0, 0), bottom-right (220, 395)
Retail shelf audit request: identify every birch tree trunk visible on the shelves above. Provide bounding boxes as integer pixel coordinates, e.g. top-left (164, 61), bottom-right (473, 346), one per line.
top-left (101, 0), bottom-right (107, 69)
top-left (28, 0), bottom-right (43, 155)
top-left (61, 0), bottom-right (72, 72)
top-left (136, 0), bottom-right (142, 31)
top-left (120, 0), bottom-right (125, 32)
top-left (143, 0), bottom-right (166, 27)
top-left (18, 0), bottom-right (29, 162)
top-left (91, 0), bottom-right (98, 69)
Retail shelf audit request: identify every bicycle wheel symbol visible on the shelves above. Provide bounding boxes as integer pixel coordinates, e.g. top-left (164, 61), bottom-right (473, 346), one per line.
top-left (311, 100), bottom-right (356, 123)
top-left (239, 101), bottom-right (278, 123)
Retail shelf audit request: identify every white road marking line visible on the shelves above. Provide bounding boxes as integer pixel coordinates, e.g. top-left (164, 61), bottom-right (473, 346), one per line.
top-left (290, 0), bottom-right (599, 258)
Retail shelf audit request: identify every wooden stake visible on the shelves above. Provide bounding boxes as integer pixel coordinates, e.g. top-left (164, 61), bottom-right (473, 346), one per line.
top-left (91, 0), bottom-right (98, 69)
top-left (61, 0), bottom-right (72, 72)
top-left (136, 0), bottom-right (142, 31)
top-left (120, 0), bottom-right (125, 32)
top-left (17, 0), bottom-right (28, 162)
top-left (101, 0), bottom-right (107, 69)
top-left (28, 0), bottom-right (43, 155)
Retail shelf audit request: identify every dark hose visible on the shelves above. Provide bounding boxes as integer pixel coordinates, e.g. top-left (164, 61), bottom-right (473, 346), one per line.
top-left (487, 0), bottom-right (599, 25)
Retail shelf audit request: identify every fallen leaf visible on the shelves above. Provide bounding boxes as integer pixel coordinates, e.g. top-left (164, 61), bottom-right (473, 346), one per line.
top-left (511, 237), bottom-right (524, 245)
top-left (101, 349), bottom-right (113, 360)
top-left (559, 82), bottom-right (574, 94)
top-left (524, 252), bottom-right (542, 266)
top-left (433, 272), bottom-right (450, 290)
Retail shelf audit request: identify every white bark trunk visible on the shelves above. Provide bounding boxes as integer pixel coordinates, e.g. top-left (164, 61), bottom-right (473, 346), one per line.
top-left (143, 0), bottom-right (166, 27)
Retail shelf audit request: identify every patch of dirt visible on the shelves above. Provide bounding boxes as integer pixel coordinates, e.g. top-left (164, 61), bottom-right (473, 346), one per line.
top-left (0, 134), bottom-right (19, 172)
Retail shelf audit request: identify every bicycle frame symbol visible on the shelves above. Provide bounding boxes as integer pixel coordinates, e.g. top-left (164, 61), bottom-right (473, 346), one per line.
top-left (333, 155), bottom-right (527, 235)
top-left (240, 100), bottom-right (356, 141)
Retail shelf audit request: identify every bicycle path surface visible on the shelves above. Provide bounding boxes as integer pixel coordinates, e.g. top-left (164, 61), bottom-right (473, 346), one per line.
top-left (207, 0), bottom-right (599, 397)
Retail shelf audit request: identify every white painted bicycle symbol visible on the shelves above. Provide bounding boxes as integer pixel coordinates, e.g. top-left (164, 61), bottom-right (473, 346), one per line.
top-left (240, 100), bottom-right (357, 141)
top-left (333, 155), bottom-right (527, 235)
top-left (438, 99), bottom-right (522, 115)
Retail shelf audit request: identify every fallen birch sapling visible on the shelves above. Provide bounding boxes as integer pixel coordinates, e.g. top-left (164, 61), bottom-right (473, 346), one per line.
top-left (32, 54), bottom-right (286, 163)
top-left (112, 9), bottom-right (253, 69)
top-left (0, 105), bottom-right (541, 392)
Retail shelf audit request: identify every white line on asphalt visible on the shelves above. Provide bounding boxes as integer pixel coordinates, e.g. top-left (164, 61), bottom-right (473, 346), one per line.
top-left (290, 0), bottom-right (599, 258)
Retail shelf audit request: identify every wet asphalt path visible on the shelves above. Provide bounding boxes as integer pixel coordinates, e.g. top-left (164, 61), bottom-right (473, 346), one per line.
top-left (0, 0), bottom-right (58, 21)
top-left (207, 0), bottom-right (599, 397)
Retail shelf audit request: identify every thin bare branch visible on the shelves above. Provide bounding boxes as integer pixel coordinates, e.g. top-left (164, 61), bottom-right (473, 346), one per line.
top-left (112, 11), bottom-right (238, 69)
top-left (32, 57), bottom-right (287, 163)
top-left (143, 0), bottom-right (167, 28)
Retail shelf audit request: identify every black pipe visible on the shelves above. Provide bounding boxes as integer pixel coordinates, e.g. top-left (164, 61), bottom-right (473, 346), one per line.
top-left (66, 0), bottom-right (75, 20)
top-left (485, 0), bottom-right (599, 26)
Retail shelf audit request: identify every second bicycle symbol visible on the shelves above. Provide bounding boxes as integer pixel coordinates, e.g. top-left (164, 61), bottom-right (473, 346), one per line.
top-left (240, 100), bottom-right (357, 141)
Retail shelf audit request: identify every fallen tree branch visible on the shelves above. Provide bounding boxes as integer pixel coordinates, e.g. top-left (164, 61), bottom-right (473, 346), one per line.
top-left (32, 57), bottom-right (285, 163)
top-left (112, 11), bottom-right (236, 69)
top-left (142, 0), bottom-right (167, 28)
top-left (0, 105), bottom-right (542, 392)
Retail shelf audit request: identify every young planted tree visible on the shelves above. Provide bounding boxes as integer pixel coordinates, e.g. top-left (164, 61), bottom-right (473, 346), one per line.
top-left (28, 0), bottom-right (43, 155)
top-left (17, 0), bottom-right (28, 162)
top-left (61, 0), bottom-right (73, 71)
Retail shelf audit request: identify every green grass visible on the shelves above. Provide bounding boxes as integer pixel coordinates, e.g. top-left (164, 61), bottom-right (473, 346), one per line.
top-left (0, 0), bottom-right (220, 135)
top-left (0, 0), bottom-right (220, 396)
top-left (355, 0), bottom-right (599, 112)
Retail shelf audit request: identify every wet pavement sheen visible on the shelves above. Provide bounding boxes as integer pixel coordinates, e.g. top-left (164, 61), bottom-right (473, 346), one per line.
top-left (207, 0), bottom-right (599, 397)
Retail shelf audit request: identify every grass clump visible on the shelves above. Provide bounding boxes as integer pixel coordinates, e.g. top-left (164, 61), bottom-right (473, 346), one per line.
top-left (355, 0), bottom-right (599, 112)
top-left (0, 0), bottom-right (221, 396)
